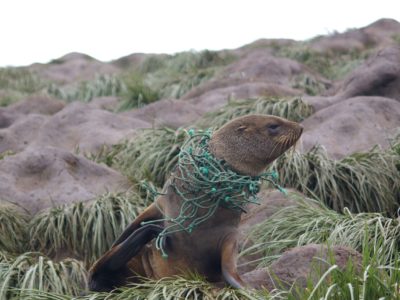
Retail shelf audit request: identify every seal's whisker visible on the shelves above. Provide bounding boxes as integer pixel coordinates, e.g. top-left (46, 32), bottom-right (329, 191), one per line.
top-left (269, 139), bottom-right (281, 159)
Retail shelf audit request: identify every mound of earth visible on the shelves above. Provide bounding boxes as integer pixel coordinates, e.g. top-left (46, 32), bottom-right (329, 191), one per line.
top-left (234, 38), bottom-right (298, 56)
top-left (221, 50), bottom-right (327, 85)
top-left (182, 77), bottom-right (301, 100)
top-left (180, 50), bottom-right (328, 113)
top-left (0, 108), bottom-right (19, 129)
top-left (300, 96), bottom-right (400, 158)
top-left (88, 96), bottom-right (120, 111)
top-left (187, 82), bottom-right (302, 113)
top-left (0, 96), bottom-right (64, 129)
top-left (124, 98), bottom-right (203, 128)
top-left (241, 244), bottom-right (362, 290)
top-left (310, 18), bottom-right (400, 53)
top-left (31, 102), bottom-right (150, 153)
top-left (111, 53), bottom-right (168, 69)
top-left (305, 46), bottom-right (400, 111)
top-left (0, 96), bottom-right (66, 153)
top-left (0, 101), bottom-right (150, 154)
top-left (0, 114), bottom-right (48, 154)
top-left (5, 96), bottom-right (65, 115)
top-left (29, 52), bottom-right (120, 84)
top-left (336, 46), bottom-right (400, 101)
top-left (0, 146), bottom-right (130, 215)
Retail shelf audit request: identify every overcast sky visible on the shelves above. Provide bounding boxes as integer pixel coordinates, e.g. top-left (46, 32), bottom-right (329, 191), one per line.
top-left (0, 0), bottom-right (399, 67)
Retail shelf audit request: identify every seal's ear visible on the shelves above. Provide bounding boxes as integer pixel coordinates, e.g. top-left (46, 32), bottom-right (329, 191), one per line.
top-left (236, 125), bottom-right (247, 132)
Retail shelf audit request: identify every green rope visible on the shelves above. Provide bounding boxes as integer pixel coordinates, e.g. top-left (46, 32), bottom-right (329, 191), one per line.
top-left (141, 129), bottom-right (286, 258)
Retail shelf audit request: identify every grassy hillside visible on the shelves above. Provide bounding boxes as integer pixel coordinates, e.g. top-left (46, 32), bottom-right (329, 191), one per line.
top-left (1, 20), bottom-right (400, 299)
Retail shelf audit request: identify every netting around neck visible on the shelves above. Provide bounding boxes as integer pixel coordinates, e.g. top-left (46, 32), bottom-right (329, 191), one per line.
top-left (141, 129), bottom-right (286, 258)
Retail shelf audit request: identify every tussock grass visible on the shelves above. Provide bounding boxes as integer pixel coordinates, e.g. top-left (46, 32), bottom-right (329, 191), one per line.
top-left (18, 276), bottom-right (265, 300)
top-left (0, 150), bottom-right (15, 160)
top-left (102, 128), bottom-right (187, 187)
top-left (273, 43), bottom-right (366, 80)
top-left (0, 252), bottom-right (87, 299)
top-left (0, 68), bottom-right (45, 94)
top-left (0, 68), bottom-right (46, 106)
top-left (10, 261), bottom-right (400, 300)
top-left (0, 203), bottom-right (29, 254)
top-left (287, 259), bottom-right (400, 300)
top-left (249, 196), bottom-right (400, 266)
top-left (129, 50), bottom-right (235, 101)
top-left (29, 192), bottom-right (149, 265)
top-left (116, 73), bottom-right (159, 111)
top-left (100, 277), bottom-right (261, 300)
top-left (291, 73), bottom-right (329, 95)
top-left (273, 142), bottom-right (400, 214)
top-left (47, 74), bottom-right (125, 103)
top-left (197, 97), bottom-right (313, 129)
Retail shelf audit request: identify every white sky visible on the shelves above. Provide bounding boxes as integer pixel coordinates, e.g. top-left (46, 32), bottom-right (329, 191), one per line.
top-left (0, 0), bottom-right (399, 67)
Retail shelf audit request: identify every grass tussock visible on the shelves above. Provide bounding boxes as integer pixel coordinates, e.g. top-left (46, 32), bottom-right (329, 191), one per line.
top-left (9, 261), bottom-right (400, 300)
top-left (291, 73), bottom-right (330, 95)
top-left (0, 203), bottom-right (29, 254)
top-left (29, 192), bottom-right (149, 265)
top-left (47, 74), bottom-right (125, 103)
top-left (273, 43), bottom-right (367, 80)
top-left (0, 252), bottom-right (87, 299)
top-left (116, 73), bottom-right (159, 111)
top-left (102, 276), bottom-right (261, 300)
top-left (1, 196), bottom-right (400, 299)
top-left (197, 97), bottom-right (314, 129)
top-left (17, 276), bottom-right (265, 300)
top-left (98, 128), bottom-right (187, 188)
top-left (287, 258), bottom-right (400, 300)
top-left (0, 68), bottom-right (45, 94)
top-left (44, 50), bottom-right (234, 110)
top-left (248, 196), bottom-right (400, 267)
top-left (273, 141), bottom-right (400, 214)
top-left (0, 68), bottom-right (46, 106)
top-left (126, 50), bottom-right (235, 101)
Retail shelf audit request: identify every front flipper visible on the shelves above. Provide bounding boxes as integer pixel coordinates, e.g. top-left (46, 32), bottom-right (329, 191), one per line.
top-left (107, 224), bottom-right (163, 270)
top-left (112, 202), bottom-right (162, 247)
top-left (89, 224), bottom-right (163, 292)
top-left (221, 233), bottom-right (246, 289)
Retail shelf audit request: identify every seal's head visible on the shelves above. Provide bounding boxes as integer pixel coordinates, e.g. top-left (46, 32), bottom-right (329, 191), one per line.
top-left (208, 114), bottom-right (303, 176)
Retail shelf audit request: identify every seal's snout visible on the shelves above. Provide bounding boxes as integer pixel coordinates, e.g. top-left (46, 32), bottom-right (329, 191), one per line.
top-left (292, 123), bottom-right (303, 145)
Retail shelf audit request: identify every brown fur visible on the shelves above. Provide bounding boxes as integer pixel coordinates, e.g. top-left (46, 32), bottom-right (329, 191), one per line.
top-left (89, 114), bottom-right (303, 292)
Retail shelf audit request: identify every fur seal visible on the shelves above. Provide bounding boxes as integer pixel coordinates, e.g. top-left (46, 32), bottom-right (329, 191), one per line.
top-left (88, 114), bottom-right (303, 292)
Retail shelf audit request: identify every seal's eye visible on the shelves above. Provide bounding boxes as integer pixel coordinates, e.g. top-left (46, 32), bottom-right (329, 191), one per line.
top-left (267, 124), bottom-right (280, 134)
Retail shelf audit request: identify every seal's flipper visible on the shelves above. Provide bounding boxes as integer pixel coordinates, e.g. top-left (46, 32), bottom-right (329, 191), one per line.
top-left (220, 234), bottom-right (246, 289)
top-left (107, 224), bottom-right (163, 270)
top-left (89, 224), bottom-right (163, 292)
top-left (112, 202), bottom-right (162, 247)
